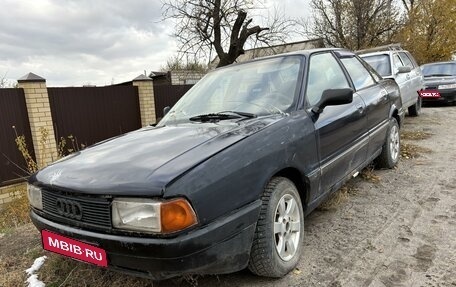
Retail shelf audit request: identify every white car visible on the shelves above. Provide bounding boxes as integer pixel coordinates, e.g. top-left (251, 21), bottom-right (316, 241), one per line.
top-left (358, 44), bottom-right (425, 116)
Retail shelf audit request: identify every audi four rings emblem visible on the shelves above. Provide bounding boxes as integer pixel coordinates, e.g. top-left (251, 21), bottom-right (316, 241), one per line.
top-left (55, 198), bottom-right (83, 220)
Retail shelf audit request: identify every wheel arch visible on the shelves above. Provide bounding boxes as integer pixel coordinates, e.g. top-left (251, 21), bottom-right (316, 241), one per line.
top-left (273, 167), bottom-right (309, 211)
top-left (389, 105), bottom-right (402, 128)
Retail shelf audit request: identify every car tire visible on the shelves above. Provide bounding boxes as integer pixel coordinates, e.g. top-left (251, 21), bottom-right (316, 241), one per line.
top-left (408, 96), bottom-right (422, 116)
top-left (376, 118), bottom-right (400, 169)
top-left (248, 177), bottom-right (304, 278)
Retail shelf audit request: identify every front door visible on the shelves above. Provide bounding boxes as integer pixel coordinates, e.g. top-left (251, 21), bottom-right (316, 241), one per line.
top-left (305, 52), bottom-right (368, 200)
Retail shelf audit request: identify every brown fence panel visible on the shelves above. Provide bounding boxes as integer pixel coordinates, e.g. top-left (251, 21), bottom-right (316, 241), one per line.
top-left (48, 86), bottom-right (141, 150)
top-left (0, 88), bottom-right (35, 186)
top-left (154, 84), bottom-right (193, 121)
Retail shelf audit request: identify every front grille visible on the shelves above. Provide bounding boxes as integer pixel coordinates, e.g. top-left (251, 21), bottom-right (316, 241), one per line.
top-left (42, 189), bottom-right (112, 229)
top-left (425, 86), bottom-right (438, 90)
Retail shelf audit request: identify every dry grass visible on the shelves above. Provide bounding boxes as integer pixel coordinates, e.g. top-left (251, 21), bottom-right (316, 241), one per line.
top-left (318, 184), bottom-right (356, 211)
top-left (37, 255), bottom-right (156, 287)
top-left (360, 166), bottom-right (381, 184)
top-left (0, 187), bottom-right (30, 230)
top-left (401, 130), bottom-right (432, 141)
top-left (0, 224), bottom-right (42, 287)
top-left (400, 142), bottom-right (432, 159)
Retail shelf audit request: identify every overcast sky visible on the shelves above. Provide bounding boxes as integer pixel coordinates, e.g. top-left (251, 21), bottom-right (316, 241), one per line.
top-left (0, 0), bottom-right (311, 86)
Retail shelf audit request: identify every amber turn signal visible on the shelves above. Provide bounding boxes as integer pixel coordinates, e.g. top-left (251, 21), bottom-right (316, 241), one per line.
top-left (160, 198), bottom-right (197, 233)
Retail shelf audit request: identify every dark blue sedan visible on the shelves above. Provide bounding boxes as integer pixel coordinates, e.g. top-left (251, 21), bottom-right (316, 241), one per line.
top-left (28, 48), bottom-right (404, 280)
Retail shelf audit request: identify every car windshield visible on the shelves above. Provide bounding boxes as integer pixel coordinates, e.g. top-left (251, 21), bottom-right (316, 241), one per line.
top-left (421, 63), bottom-right (456, 77)
top-left (159, 56), bottom-right (303, 125)
top-left (361, 54), bottom-right (391, 77)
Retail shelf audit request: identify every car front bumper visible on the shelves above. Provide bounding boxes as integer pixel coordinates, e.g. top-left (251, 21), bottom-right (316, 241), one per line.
top-left (31, 200), bottom-right (261, 280)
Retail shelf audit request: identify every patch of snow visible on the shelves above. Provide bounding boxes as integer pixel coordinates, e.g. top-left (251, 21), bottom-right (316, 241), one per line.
top-left (25, 256), bottom-right (47, 287)
top-left (26, 274), bottom-right (46, 287)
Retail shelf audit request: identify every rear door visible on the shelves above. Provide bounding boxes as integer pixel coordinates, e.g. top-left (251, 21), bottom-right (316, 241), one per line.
top-left (306, 52), bottom-right (368, 199)
top-left (340, 55), bottom-right (391, 157)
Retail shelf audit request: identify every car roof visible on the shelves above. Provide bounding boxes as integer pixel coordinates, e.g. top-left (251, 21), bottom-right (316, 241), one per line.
top-left (218, 48), bottom-right (353, 70)
top-left (356, 43), bottom-right (404, 55)
top-left (358, 51), bottom-right (393, 57)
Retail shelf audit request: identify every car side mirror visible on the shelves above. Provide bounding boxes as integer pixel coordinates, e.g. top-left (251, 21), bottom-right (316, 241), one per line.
top-left (397, 66), bottom-right (412, 74)
top-left (163, 106), bottom-right (171, 116)
top-left (312, 88), bottom-right (353, 114)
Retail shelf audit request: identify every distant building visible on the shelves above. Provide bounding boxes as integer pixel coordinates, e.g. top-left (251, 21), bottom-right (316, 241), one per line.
top-left (150, 70), bottom-right (206, 86)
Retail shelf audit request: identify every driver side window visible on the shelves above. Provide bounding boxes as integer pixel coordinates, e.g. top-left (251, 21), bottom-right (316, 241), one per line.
top-left (306, 53), bottom-right (350, 106)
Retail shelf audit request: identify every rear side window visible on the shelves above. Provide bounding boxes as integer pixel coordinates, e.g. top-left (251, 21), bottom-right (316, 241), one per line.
top-left (306, 53), bottom-right (350, 106)
top-left (393, 54), bottom-right (404, 70)
top-left (399, 52), bottom-right (415, 68)
top-left (362, 54), bottom-right (391, 77)
top-left (341, 57), bottom-right (376, 91)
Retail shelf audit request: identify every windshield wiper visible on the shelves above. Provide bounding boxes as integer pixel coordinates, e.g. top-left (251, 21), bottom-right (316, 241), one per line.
top-left (189, 111), bottom-right (256, 122)
top-left (217, 111), bottom-right (256, 118)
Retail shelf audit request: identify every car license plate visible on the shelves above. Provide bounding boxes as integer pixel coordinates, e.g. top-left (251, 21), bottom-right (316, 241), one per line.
top-left (41, 230), bottom-right (108, 267)
top-left (419, 90), bottom-right (441, 98)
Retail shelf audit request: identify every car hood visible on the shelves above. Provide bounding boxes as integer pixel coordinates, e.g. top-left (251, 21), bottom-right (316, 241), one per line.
top-left (424, 75), bottom-right (456, 87)
top-left (32, 117), bottom-right (281, 196)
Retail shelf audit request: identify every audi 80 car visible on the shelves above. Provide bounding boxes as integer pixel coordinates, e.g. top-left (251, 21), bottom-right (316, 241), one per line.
top-left (420, 61), bottom-right (456, 104)
top-left (28, 48), bottom-right (404, 280)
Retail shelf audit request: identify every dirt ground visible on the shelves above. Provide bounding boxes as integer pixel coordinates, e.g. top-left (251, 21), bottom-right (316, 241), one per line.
top-left (1, 106), bottom-right (456, 287)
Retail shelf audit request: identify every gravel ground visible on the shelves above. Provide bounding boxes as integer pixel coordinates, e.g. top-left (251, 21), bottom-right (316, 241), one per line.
top-left (1, 106), bottom-right (455, 287)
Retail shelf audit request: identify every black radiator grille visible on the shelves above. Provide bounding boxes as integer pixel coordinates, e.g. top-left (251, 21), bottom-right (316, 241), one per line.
top-left (42, 189), bottom-right (112, 229)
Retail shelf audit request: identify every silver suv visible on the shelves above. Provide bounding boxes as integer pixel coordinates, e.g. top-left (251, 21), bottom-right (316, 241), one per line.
top-left (358, 44), bottom-right (424, 116)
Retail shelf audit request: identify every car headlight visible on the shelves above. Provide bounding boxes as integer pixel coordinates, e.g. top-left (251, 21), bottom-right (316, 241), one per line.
top-left (27, 184), bottom-right (43, 210)
top-left (439, 83), bottom-right (456, 89)
top-left (112, 198), bottom-right (197, 233)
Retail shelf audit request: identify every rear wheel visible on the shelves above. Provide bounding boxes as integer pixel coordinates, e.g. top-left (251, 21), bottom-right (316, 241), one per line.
top-left (408, 96), bottom-right (422, 116)
top-left (376, 118), bottom-right (400, 168)
top-left (248, 177), bottom-right (304, 278)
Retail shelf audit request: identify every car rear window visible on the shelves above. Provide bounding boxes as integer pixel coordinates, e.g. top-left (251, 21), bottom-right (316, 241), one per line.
top-left (421, 63), bottom-right (456, 77)
top-left (361, 54), bottom-right (391, 77)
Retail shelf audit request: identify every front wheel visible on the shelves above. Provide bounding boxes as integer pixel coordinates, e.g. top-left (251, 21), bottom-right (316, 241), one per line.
top-left (248, 177), bottom-right (304, 277)
top-left (375, 118), bottom-right (400, 168)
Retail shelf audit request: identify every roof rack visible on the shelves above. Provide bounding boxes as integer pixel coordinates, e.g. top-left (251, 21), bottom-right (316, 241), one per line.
top-left (356, 43), bottom-right (403, 54)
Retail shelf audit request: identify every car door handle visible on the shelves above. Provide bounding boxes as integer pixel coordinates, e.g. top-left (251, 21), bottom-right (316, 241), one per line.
top-left (355, 103), bottom-right (364, 111)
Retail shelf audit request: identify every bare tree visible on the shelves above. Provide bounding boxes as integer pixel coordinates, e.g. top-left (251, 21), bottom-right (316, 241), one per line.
top-left (160, 54), bottom-right (208, 72)
top-left (1, 72), bottom-right (8, 88)
top-left (305, 0), bottom-right (402, 50)
top-left (162, 0), bottom-right (295, 67)
top-left (400, 0), bottom-right (416, 13)
top-left (0, 72), bottom-right (16, 88)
